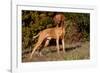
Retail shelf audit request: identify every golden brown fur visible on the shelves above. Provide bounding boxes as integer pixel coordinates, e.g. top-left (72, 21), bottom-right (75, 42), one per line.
top-left (30, 14), bottom-right (65, 59)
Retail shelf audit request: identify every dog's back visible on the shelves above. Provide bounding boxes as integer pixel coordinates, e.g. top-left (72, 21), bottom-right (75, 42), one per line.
top-left (39, 27), bottom-right (64, 39)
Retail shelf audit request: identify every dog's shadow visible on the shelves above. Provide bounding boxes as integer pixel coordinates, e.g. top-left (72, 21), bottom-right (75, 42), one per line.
top-left (65, 43), bottom-right (81, 52)
top-left (45, 40), bottom-right (81, 53)
top-left (42, 43), bottom-right (81, 54)
top-left (65, 47), bottom-right (76, 52)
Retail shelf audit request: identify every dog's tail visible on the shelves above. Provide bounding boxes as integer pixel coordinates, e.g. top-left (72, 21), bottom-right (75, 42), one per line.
top-left (32, 32), bottom-right (40, 41)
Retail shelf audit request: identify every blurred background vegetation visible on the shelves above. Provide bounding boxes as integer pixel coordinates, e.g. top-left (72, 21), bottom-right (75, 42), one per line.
top-left (22, 10), bottom-right (90, 51)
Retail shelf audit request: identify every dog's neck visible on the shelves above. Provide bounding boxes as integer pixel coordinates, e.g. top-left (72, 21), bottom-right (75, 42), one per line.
top-left (56, 23), bottom-right (65, 29)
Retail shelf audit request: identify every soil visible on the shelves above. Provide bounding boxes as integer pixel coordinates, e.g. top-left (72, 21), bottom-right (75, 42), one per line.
top-left (22, 41), bottom-right (90, 62)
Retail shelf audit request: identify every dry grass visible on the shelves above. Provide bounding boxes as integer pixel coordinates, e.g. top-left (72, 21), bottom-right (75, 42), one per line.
top-left (22, 41), bottom-right (90, 62)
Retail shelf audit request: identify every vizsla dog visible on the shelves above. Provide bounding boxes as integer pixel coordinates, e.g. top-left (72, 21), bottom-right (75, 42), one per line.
top-left (30, 14), bottom-right (65, 59)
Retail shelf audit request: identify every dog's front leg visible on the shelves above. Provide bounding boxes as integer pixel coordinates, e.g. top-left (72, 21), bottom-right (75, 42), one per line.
top-left (56, 37), bottom-right (60, 54)
top-left (62, 38), bottom-right (65, 53)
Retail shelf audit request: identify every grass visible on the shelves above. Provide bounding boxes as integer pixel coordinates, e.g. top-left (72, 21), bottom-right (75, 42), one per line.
top-left (22, 41), bottom-right (90, 62)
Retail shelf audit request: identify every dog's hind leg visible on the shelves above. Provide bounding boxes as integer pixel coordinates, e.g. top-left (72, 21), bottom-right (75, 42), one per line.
top-left (30, 35), bottom-right (45, 59)
top-left (44, 39), bottom-right (50, 47)
top-left (44, 37), bottom-right (51, 47)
